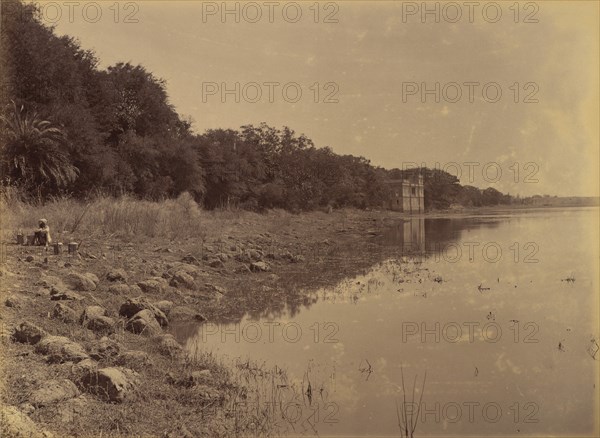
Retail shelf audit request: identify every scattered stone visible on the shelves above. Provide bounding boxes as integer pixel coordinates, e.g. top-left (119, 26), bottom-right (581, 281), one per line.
top-left (50, 287), bottom-right (83, 301)
top-left (168, 306), bottom-right (207, 322)
top-left (80, 367), bottom-right (138, 402)
top-left (204, 283), bottom-right (226, 295)
top-left (119, 297), bottom-right (168, 327)
top-left (154, 300), bottom-right (173, 316)
top-left (234, 252), bottom-right (250, 263)
top-left (4, 294), bottom-right (26, 308)
top-left (80, 305), bottom-right (107, 321)
top-left (12, 322), bottom-right (47, 345)
top-left (166, 263), bottom-right (201, 278)
top-left (169, 271), bottom-right (195, 289)
top-left (25, 255), bottom-right (34, 262)
top-left (89, 337), bottom-right (121, 360)
top-left (125, 310), bottom-right (162, 336)
top-left (0, 405), bottom-right (49, 437)
top-left (72, 358), bottom-right (97, 374)
top-left (30, 379), bottom-right (80, 407)
top-left (208, 259), bottom-right (225, 269)
top-left (137, 277), bottom-right (168, 294)
top-left (35, 336), bottom-right (89, 363)
top-left (19, 403), bottom-right (35, 415)
top-left (52, 303), bottom-right (78, 323)
top-left (35, 275), bottom-right (64, 289)
top-left (115, 350), bottom-right (152, 370)
top-left (290, 254), bottom-right (305, 263)
top-left (216, 253), bottom-right (229, 262)
top-left (66, 272), bottom-right (99, 291)
top-left (155, 334), bottom-right (183, 357)
top-left (84, 315), bottom-right (114, 334)
top-left (250, 261), bottom-right (270, 272)
top-left (236, 264), bottom-right (252, 274)
top-left (248, 249), bottom-right (263, 261)
top-left (106, 268), bottom-right (128, 283)
top-left (108, 283), bottom-right (131, 295)
top-left (56, 395), bottom-right (89, 423)
top-left (182, 254), bottom-right (199, 264)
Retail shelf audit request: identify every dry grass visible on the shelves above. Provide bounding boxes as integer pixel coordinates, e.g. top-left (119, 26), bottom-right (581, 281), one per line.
top-left (0, 189), bottom-right (299, 244)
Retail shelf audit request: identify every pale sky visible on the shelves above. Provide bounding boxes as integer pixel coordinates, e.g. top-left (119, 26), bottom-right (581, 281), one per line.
top-left (37, 1), bottom-right (599, 196)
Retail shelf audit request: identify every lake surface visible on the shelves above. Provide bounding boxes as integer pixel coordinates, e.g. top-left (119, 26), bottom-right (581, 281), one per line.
top-left (173, 208), bottom-right (599, 436)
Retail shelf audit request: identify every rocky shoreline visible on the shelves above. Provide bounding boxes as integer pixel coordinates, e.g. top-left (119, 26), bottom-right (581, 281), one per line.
top-left (1, 208), bottom-right (413, 437)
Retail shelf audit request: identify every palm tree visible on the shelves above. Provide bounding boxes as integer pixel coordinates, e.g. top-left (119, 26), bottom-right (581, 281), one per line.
top-left (0, 101), bottom-right (78, 190)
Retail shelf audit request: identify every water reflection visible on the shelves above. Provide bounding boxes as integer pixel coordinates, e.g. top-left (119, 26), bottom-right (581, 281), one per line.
top-left (187, 216), bottom-right (506, 325)
top-left (172, 209), bottom-right (599, 436)
top-left (378, 217), bottom-right (502, 256)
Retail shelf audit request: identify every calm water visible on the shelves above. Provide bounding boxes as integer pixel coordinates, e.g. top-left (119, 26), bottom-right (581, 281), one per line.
top-left (173, 208), bottom-right (599, 436)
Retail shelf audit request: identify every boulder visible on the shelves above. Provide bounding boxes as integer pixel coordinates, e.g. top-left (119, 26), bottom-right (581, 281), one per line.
top-left (0, 405), bottom-right (49, 437)
top-left (155, 334), bottom-right (183, 357)
top-left (119, 297), bottom-right (168, 327)
top-left (181, 254), bottom-right (199, 264)
top-left (89, 337), bottom-right (121, 360)
top-left (115, 350), bottom-right (152, 370)
top-left (50, 286), bottom-right (83, 301)
top-left (204, 283), bottom-right (226, 295)
top-left (4, 294), bottom-right (27, 309)
top-left (35, 336), bottom-right (89, 363)
top-left (125, 310), bottom-right (162, 336)
top-left (169, 271), bottom-right (195, 289)
top-left (55, 395), bottom-right (89, 424)
top-left (30, 379), bottom-right (80, 407)
top-left (289, 254), bottom-right (305, 263)
top-left (165, 263), bottom-right (201, 278)
top-left (250, 261), bottom-right (270, 272)
top-left (52, 303), bottom-right (78, 323)
top-left (107, 284), bottom-right (131, 295)
top-left (247, 249), bottom-right (263, 261)
top-left (12, 322), bottom-right (47, 345)
top-left (106, 268), bottom-right (128, 283)
top-left (216, 253), bottom-right (229, 262)
top-left (80, 367), bottom-right (138, 402)
top-left (66, 272), bottom-right (99, 291)
top-left (236, 264), bottom-right (252, 274)
top-left (154, 300), bottom-right (173, 316)
top-left (35, 275), bottom-right (64, 289)
top-left (168, 306), bottom-right (207, 322)
top-left (84, 316), bottom-right (115, 334)
top-left (72, 358), bottom-right (97, 374)
top-left (80, 305), bottom-right (107, 322)
top-left (137, 277), bottom-right (168, 294)
top-left (80, 306), bottom-right (115, 334)
top-left (208, 259), bottom-right (225, 269)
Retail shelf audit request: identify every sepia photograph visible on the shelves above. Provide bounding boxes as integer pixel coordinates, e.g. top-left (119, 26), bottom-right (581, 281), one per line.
top-left (0, 1), bottom-right (599, 437)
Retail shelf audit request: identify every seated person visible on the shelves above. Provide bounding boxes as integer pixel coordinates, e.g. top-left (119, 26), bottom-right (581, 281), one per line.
top-left (32, 218), bottom-right (52, 246)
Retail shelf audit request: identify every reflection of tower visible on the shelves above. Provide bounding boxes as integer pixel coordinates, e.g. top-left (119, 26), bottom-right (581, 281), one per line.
top-left (402, 218), bottom-right (425, 252)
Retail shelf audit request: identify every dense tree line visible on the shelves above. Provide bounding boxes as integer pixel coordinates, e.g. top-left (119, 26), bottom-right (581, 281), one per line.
top-left (1, 0), bottom-right (519, 211)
